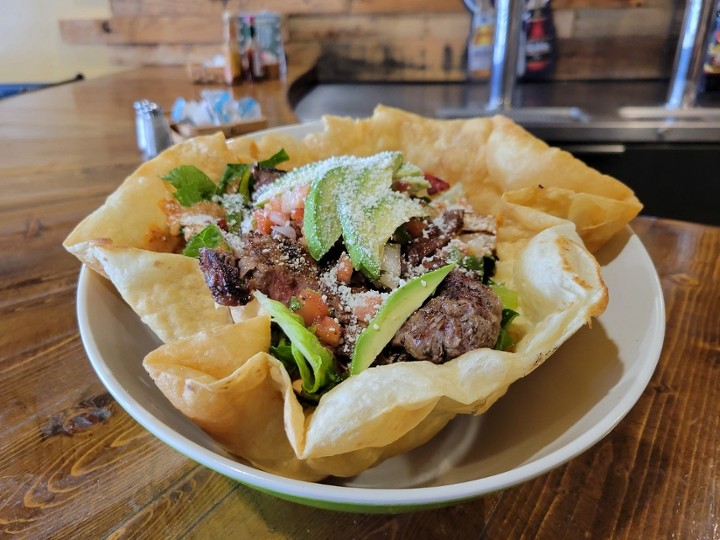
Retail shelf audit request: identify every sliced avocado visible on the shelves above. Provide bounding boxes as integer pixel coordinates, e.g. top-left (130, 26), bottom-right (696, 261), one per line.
top-left (303, 165), bottom-right (346, 260)
top-left (349, 263), bottom-right (455, 375)
top-left (253, 157), bottom-right (347, 207)
top-left (337, 153), bottom-right (426, 279)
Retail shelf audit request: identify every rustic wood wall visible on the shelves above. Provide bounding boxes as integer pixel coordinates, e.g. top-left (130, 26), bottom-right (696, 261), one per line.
top-left (59, 0), bottom-right (681, 82)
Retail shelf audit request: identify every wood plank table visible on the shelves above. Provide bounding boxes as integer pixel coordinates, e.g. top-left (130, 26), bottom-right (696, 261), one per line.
top-left (0, 63), bottom-right (718, 539)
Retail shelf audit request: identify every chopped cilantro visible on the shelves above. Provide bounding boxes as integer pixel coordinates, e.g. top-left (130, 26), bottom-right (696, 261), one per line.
top-left (162, 165), bottom-right (217, 207)
top-left (257, 148), bottom-right (289, 169)
top-left (494, 308), bottom-right (519, 351)
top-left (392, 225), bottom-right (412, 244)
top-left (449, 249), bottom-right (497, 284)
top-left (217, 163), bottom-right (252, 198)
top-left (288, 297), bottom-right (302, 311)
top-left (182, 224), bottom-right (228, 258)
top-left (225, 211), bottom-right (242, 233)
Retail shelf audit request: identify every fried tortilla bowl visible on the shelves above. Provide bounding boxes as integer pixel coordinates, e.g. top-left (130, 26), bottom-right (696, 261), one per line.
top-left (64, 106), bottom-right (641, 482)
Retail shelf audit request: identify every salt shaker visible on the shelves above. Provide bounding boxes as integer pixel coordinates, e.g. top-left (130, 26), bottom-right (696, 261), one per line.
top-left (133, 100), bottom-right (173, 160)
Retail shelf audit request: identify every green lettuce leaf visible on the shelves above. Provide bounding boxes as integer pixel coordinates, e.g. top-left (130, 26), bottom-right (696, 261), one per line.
top-left (254, 291), bottom-right (337, 395)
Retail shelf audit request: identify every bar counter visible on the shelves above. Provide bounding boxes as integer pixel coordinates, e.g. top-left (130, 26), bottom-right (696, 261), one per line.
top-left (0, 58), bottom-right (717, 538)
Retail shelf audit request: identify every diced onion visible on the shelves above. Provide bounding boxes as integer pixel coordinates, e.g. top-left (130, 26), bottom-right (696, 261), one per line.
top-left (272, 224), bottom-right (297, 240)
top-left (378, 243), bottom-right (401, 289)
top-left (269, 210), bottom-right (288, 226)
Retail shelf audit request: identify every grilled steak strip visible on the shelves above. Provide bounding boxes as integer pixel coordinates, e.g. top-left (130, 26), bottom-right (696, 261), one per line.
top-left (403, 209), bottom-right (465, 272)
top-left (199, 234), bottom-right (350, 348)
top-left (237, 233), bottom-right (327, 306)
top-left (198, 249), bottom-right (250, 306)
top-left (390, 270), bottom-right (502, 364)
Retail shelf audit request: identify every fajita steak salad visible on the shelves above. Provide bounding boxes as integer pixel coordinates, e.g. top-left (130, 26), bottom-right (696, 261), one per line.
top-left (161, 149), bottom-right (518, 401)
top-left (64, 106), bottom-right (638, 479)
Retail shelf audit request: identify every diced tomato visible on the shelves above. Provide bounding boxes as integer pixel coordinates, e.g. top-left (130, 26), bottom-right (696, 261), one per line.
top-left (315, 316), bottom-right (341, 347)
top-left (394, 181), bottom-right (411, 192)
top-left (253, 209), bottom-right (272, 235)
top-left (336, 252), bottom-right (354, 284)
top-left (290, 207), bottom-right (304, 224)
top-left (353, 295), bottom-right (383, 323)
top-left (265, 197), bottom-right (283, 213)
top-left (296, 288), bottom-right (330, 327)
top-left (424, 173), bottom-right (450, 195)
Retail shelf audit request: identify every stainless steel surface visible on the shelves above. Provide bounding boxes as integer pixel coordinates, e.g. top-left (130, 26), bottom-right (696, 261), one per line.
top-left (666, 0), bottom-right (717, 109)
top-left (292, 80), bottom-right (720, 225)
top-left (437, 106), bottom-right (588, 123)
top-left (487, 0), bottom-right (525, 111)
top-left (619, 105), bottom-right (720, 119)
top-left (294, 81), bottom-right (720, 143)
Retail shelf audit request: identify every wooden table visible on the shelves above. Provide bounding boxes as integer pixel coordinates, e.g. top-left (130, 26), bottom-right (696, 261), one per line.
top-left (1, 63), bottom-right (718, 539)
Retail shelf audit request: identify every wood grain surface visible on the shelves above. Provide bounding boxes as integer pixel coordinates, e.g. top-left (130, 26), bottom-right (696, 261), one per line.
top-left (0, 63), bottom-right (718, 539)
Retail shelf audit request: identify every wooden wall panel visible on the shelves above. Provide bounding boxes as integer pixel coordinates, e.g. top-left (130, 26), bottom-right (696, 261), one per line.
top-left (572, 7), bottom-right (672, 37)
top-left (288, 14), bottom-right (470, 42)
top-left (109, 0), bottom-right (349, 16)
top-left (316, 38), bottom-right (467, 81)
top-left (58, 0), bottom-right (679, 82)
top-left (60, 17), bottom-right (222, 45)
top-left (555, 36), bottom-right (674, 79)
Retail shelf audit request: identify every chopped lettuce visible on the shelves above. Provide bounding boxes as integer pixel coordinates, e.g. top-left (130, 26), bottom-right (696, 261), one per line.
top-left (489, 281), bottom-right (519, 311)
top-left (162, 165), bottom-right (217, 207)
top-left (269, 333), bottom-right (296, 374)
top-left (182, 224), bottom-right (228, 258)
top-left (254, 291), bottom-right (338, 395)
top-left (488, 281), bottom-right (519, 351)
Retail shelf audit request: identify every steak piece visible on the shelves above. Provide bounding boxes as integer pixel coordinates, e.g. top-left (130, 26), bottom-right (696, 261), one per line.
top-left (237, 233), bottom-right (325, 305)
top-left (198, 233), bottom-right (327, 307)
top-left (198, 249), bottom-right (250, 306)
top-left (403, 209), bottom-right (465, 271)
top-left (252, 166), bottom-right (286, 192)
top-left (391, 270), bottom-right (502, 363)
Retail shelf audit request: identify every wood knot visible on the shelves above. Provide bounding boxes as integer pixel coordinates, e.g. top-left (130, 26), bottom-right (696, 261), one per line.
top-left (668, 273), bottom-right (700, 287)
top-left (41, 393), bottom-right (114, 438)
top-left (101, 20), bottom-right (112, 33)
top-left (25, 217), bottom-right (44, 239)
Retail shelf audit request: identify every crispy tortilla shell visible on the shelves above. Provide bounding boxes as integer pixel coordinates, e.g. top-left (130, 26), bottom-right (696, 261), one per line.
top-left (84, 243), bottom-right (232, 343)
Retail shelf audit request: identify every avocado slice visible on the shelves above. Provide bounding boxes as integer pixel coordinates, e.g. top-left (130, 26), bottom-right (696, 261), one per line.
top-left (303, 165), bottom-right (346, 260)
top-left (253, 157), bottom-right (347, 207)
top-left (337, 153), bottom-right (426, 279)
top-left (349, 263), bottom-right (455, 375)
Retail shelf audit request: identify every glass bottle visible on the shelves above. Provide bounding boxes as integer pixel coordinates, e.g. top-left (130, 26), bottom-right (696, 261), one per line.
top-left (466, 0), bottom-right (495, 80)
top-left (522, 0), bottom-right (556, 80)
top-left (222, 11), bottom-right (243, 86)
top-left (244, 17), bottom-right (265, 82)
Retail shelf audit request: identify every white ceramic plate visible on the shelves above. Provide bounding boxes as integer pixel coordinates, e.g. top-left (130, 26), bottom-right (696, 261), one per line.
top-left (76, 122), bottom-right (665, 513)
